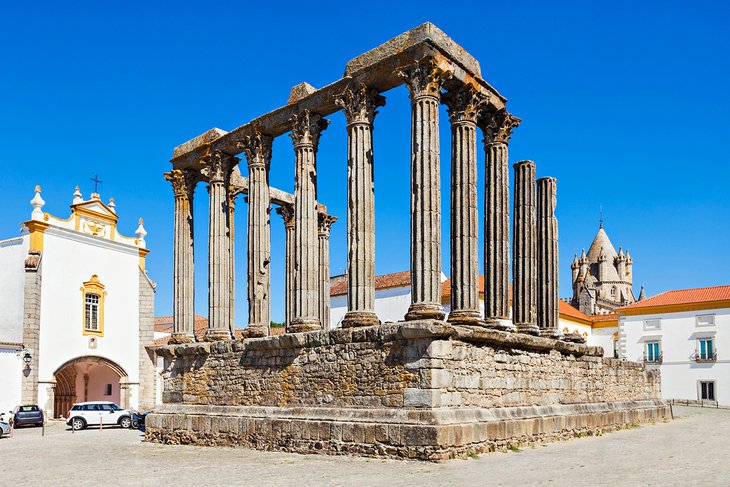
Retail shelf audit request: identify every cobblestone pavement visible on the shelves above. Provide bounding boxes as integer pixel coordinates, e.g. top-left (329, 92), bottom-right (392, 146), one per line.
top-left (1, 405), bottom-right (726, 486)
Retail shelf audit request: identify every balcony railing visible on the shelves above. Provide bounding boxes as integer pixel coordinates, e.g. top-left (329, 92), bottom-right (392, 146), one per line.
top-left (643, 353), bottom-right (663, 364)
top-left (693, 351), bottom-right (718, 363)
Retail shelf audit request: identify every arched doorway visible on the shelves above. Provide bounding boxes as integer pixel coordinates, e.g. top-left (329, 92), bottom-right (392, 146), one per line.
top-left (53, 356), bottom-right (128, 418)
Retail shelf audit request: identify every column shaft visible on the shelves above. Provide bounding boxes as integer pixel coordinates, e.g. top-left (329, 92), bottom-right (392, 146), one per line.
top-left (444, 86), bottom-right (484, 324)
top-left (399, 58), bottom-right (450, 321)
top-left (205, 151), bottom-right (235, 341)
top-left (164, 169), bottom-right (197, 343)
top-left (290, 110), bottom-right (329, 332)
top-left (241, 133), bottom-right (273, 337)
top-left (318, 214), bottom-right (336, 330)
top-left (276, 205), bottom-right (295, 330)
top-left (512, 160), bottom-right (540, 335)
top-left (480, 109), bottom-right (520, 331)
top-left (537, 177), bottom-right (561, 339)
top-left (335, 83), bottom-right (384, 328)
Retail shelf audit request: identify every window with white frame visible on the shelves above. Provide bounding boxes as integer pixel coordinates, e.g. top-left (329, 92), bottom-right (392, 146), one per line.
top-left (645, 341), bottom-right (661, 362)
top-left (696, 314), bottom-right (715, 327)
top-left (698, 338), bottom-right (715, 361)
top-left (699, 381), bottom-right (716, 401)
top-left (85, 294), bottom-right (100, 331)
top-left (643, 319), bottom-right (661, 331)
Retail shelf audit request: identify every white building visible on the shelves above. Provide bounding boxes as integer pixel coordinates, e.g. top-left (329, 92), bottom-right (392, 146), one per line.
top-left (0, 186), bottom-right (156, 418)
top-left (618, 285), bottom-right (730, 406)
top-left (330, 271), bottom-right (619, 356)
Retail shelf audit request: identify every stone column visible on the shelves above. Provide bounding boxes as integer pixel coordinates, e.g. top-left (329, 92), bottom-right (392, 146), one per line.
top-left (537, 177), bottom-right (561, 339)
top-left (204, 150), bottom-right (235, 341)
top-left (318, 214), bottom-right (337, 330)
top-left (241, 132), bottom-right (274, 337)
top-left (228, 178), bottom-right (242, 336)
top-left (512, 160), bottom-right (540, 336)
top-left (443, 85), bottom-right (486, 324)
top-left (479, 110), bottom-right (520, 331)
top-left (290, 110), bottom-right (329, 332)
top-left (399, 57), bottom-right (451, 322)
top-left (275, 204), bottom-right (295, 330)
top-left (164, 169), bottom-right (198, 343)
top-left (335, 82), bottom-right (385, 328)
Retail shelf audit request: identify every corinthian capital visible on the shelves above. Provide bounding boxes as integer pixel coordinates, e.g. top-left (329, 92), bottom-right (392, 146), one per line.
top-left (443, 85), bottom-right (489, 124)
top-left (397, 57), bottom-right (453, 100)
top-left (334, 83), bottom-right (386, 125)
top-left (480, 109), bottom-right (521, 145)
top-left (202, 150), bottom-right (233, 183)
top-left (276, 204), bottom-right (295, 228)
top-left (318, 214), bottom-right (337, 237)
top-left (238, 131), bottom-right (273, 169)
top-left (164, 169), bottom-right (198, 200)
top-left (289, 110), bottom-right (329, 149)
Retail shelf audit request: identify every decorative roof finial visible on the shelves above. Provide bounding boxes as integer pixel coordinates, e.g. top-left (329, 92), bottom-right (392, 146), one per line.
top-left (73, 186), bottom-right (83, 205)
top-left (108, 197), bottom-right (116, 212)
top-left (599, 205), bottom-right (603, 229)
top-left (30, 185), bottom-right (45, 221)
top-left (135, 218), bottom-right (147, 247)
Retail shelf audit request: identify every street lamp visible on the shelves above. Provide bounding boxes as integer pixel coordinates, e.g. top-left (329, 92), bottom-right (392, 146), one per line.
top-left (23, 352), bottom-right (31, 366)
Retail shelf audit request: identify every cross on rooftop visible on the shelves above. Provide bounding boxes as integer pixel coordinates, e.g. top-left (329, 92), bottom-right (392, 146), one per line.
top-left (91, 174), bottom-right (103, 193)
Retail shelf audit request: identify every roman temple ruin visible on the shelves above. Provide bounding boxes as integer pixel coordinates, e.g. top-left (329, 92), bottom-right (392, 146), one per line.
top-left (148, 23), bottom-right (669, 460)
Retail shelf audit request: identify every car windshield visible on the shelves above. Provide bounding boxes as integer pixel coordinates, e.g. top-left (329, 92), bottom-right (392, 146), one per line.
top-left (109, 403), bottom-right (121, 411)
top-left (19, 406), bottom-right (39, 412)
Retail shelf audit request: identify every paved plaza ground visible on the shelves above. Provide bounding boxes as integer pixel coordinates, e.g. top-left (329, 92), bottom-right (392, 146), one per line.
top-left (1, 405), bottom-right (726, 486)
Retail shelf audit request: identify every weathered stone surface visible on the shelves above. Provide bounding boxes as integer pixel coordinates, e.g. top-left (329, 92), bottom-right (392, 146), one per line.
top-left (345, 22), bottom-right (482, 78)
top-left (537, 177), bottom-right (561, 339)
top-left (288, 82), bottom-right (317, 105)
top-left (512, 160), bottom-right (539, 336)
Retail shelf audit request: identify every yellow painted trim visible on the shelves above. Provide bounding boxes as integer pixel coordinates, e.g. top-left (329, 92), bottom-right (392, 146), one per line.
top-left (592, 320), bottom-right (619, 329)
top-left (24, 220), bottom-right (49, 251)
top-left (619, 300), bottom-right (730, 316)
top-left (559, 313), bottom-right (592, 326)
top-left (80, 274), bottom-right (107, 337)
top-left (139, 248), bottom-right (151, 271)
top-left (72, 202), bottom-right (119, 224)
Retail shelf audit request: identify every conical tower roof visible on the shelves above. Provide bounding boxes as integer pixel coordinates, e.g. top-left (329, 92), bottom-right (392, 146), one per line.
top-left (586, 226), bottom-right (618, 263)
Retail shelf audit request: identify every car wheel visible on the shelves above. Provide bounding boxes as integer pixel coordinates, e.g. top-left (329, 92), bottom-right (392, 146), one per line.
top-left (132, 419), bottom-right (140, 429)
top-left (71, 418), bottom-right (86, 431)
top-left (119, 416), bottom-right (131, 429)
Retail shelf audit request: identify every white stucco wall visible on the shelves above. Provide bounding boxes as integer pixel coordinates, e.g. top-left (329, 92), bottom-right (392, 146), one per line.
top-left (36, 227), bottom-right (141, 412)
top-left (330, 286), bottom-right (415, 328)
top-left (0, 236), bottom-right (27, 343)
top-left (0, 347), bottom-right (22, 415)
top-left (620, 307), bottom-right (730, 405)
top-left (590, 326), bottom-right (618, 357)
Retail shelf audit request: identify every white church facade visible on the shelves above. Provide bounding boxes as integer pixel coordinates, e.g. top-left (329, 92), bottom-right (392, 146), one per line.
top-left (0, 186), bottom-right (156, 418)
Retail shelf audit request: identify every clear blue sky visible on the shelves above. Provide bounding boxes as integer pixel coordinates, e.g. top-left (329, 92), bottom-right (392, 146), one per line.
top-left (1, 1), bottom-right (728, 322)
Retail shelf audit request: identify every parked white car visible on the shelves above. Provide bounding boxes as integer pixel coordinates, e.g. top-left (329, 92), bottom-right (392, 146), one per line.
top-left (65, 401), bottom-right (132, 431)
top-left (0, 420), bottom-right (10, 437)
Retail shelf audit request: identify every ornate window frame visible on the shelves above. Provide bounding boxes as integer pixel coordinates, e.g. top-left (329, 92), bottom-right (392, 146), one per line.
top-left (81, 274), bottom-right (106, 337)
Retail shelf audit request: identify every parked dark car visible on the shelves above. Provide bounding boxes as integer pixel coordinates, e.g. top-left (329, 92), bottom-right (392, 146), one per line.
top-left (12, 405), bottom-right (44, 427)
top-left (131, 410), bottom-right (148, 431)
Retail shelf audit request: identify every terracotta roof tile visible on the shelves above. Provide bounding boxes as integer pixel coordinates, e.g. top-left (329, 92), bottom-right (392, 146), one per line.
top-left (330, 270), bottom-right (412, 297)
top-left (618, 284), bottom-right (730, 311)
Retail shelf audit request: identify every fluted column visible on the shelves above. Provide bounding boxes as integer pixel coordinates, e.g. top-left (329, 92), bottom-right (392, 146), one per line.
top-left (290, 110), bottom-right (329, 332)
top-left (443, 85), bottom-right (486, 324)
top-left (275, 204), bottom-right (295, 330)
top-left (164, 169), bottom-right (198, 343)
top-left (318, 214), bottom-right (337, 330)
top-left (228, 174), bottom-right (242, 336)
top-left (513, 160), bottom-right (539, 336)
top-left (537, 177), bottom-right (561, 339)
top-left (335, 82), bottom-right (385, 328)
top-left (479, 109), bottom-right (520, 331)
top-left (399, 57), bottom-right (451, 322)
top-left (241, 132), bottom-right (274, 337)
top-left (204, 150), bottom-right (235, 341)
